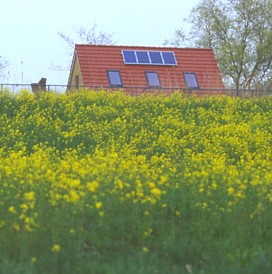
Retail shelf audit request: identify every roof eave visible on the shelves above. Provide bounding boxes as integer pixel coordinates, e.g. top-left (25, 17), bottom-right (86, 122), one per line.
top-left (67, 49), bottom-right (80, 87)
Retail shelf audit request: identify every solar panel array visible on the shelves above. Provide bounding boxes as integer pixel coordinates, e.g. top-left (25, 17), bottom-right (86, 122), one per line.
top-left (122, 50), bottom-right (177, 66)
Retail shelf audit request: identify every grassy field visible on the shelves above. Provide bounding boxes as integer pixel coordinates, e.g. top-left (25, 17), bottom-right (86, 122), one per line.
top-left (0, 89), bottom-right (272, 274)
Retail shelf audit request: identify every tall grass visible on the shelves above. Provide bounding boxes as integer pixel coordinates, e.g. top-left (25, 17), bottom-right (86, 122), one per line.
top-left (0, 89), bottom-right (272, 273)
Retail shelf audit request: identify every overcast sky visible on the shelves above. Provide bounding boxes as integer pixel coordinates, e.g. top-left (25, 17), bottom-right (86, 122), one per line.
top-left (0, 0), bottom-right (199, 86)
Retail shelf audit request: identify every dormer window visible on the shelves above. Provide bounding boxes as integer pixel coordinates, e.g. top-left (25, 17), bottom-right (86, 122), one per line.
top-left (184, 72), bottom-right (199, 89)
top-left (107, 70), bottom-right (123, 87)
top-left (145, 71), bottom-right (161, 87)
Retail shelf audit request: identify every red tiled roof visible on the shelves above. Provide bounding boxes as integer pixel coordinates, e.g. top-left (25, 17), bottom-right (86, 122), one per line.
top-left (73, 44), bottom-right (224, 92)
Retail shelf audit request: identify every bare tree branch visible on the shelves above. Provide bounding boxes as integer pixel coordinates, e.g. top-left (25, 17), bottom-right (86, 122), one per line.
top-left (51, 23), bottom-right (116, 72)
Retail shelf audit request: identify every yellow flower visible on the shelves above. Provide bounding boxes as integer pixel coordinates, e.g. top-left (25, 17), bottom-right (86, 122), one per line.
top-left (159, 176), bottom-right (167, 185)
top-left (86, 181), bottom-right (99, 192)
top-left (136, 190), bottom-right (144, 198)
top-left (8, 206), bottom-right (17, 214)
top-left (199, 187), bottom-right (204, 193)
top-left (24, 191), bottom-right (35, 202)
top-left (20, 204), bottom-right (28, 212)
top-left (151, 187), bottom-right (162, 197)
top-left (227, 187), bottom-right (235, 195)
top-left (95, 201), bottom-right (103, 209)
top-left (51, 244), bottom-right (61, 253)
top-left (211, 182), bottom-right (218, 190)
top-left (69, 179), bottom-right (81, 188)
top-left (31, 257), bottom-right (37, 264)
top-left (175, 210), bottom-right (181, 216)
top-left (69, 190), bottom-right (80, 203)
top-left (12, 223), bottom-right (20, 231)
top-left (143, 247), bottom-right (149, 253)
top-left (144, 228), bottom-right (153, 237)
top-left (69, 228), bottom-right (76, 234)
top-left (148, 182), bottom-right (156, 189)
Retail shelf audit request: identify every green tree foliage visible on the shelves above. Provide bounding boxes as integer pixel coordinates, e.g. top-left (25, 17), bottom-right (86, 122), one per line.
top-left (165, 0), bottom-right (272, 90)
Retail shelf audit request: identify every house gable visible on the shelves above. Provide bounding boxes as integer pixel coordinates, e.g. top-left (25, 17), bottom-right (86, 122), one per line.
top-left (68, 53), bottom-right (84, 88)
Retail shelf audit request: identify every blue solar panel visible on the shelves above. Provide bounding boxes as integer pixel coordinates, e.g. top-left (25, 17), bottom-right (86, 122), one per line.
top-left (162, 52), bottom-right (177, 65)
top-left (136, 51), bottom-right (150, 64)
top-left (122, 50), bottom-right (137, 64)
top-left (149, 51), bottom-right (163, 64)
top-left (122, 50), bottom-right (177, 66)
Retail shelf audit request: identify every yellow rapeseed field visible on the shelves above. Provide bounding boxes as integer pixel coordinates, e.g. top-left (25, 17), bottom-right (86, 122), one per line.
top-left (0, 89), bottom-right (271, 273)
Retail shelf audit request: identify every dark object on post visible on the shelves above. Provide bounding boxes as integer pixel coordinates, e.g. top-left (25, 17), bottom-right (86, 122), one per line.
top-left (31, 78), bottom-right (47, 94)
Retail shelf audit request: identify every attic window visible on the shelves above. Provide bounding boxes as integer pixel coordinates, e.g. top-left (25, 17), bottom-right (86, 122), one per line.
top-left (145, 71), bottom-right (161, 87)
top-left (184, 73), bottom-right (199, 89)
top-left (107, 70), bottom-right (123, 87)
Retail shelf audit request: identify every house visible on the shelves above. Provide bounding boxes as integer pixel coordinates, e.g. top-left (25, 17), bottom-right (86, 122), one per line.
top-left (67, 44), bottom-right (225, 95)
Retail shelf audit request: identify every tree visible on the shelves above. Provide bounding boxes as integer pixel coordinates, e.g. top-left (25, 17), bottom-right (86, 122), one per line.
top-left (51, 23), bottom-right (116, 71)
top-left (59, 23), bottom-right (115, 50)
top-left (165, 0), bottom-right (272, 91)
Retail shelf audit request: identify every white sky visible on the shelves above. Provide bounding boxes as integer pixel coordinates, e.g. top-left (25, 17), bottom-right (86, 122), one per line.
top-left (0, 0), bottom-right (199, 85)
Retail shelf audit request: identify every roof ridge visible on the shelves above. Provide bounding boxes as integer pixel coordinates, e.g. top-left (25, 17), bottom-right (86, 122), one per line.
top-left (75, 44), bottom-right (213, 51)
